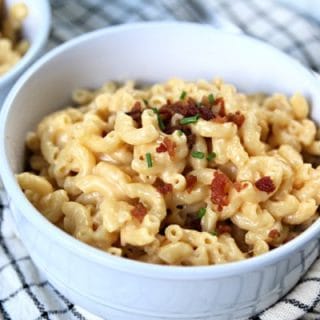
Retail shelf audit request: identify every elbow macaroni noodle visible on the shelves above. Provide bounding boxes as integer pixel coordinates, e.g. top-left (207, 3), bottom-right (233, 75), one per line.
top-left (17, 78), bottom-right (320, 266)
top-left (0, 1), bottom-right (28, 75)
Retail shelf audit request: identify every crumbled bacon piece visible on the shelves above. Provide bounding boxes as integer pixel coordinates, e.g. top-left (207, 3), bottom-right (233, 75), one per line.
top-left (186, 132), bottom-right (196, 149)
top-left (131, 202), bottom-right (147, 222)
top-left (216, 222), bottom-right (232, 234)
top-left (153, 178), bottom-right (173, 195)
top-left (163, 124), bottom-right (181, 135)
top-left (126, 102), bottom-right (143, 127)
top-left (255, 176), bottom-right (276, 193)
top-left (211, 171), bottom-right (232, 211)
top-left (212, 111), bottom-right (245, 128)
top-left (212, 115), bottom-right (228, 124)
top-left (214, 97), bottom-right (226, 117)
top-left (92, 222), bottom-right (99, 231)
top-left (156, 143), bottom-right (167, 153)
top-left (155, 138), bottom-right (176, 157)
top-left (199, 106), bottom-right (214, 120)
top-left (159, 105), bottom-right (174, 121)
top-left (163, 137), bottom-right (176, 158)
top-left (228, 111), bottom-right (245, 127)
top-left (130, 101), bottom-right (142, 113)
top-left (268, 229), bottom-right (280, 239)
top-left (186, 215), bottom-right (202, 231)
top-left (201, 96), bottom-right (210, 107)
top-left (159, 97), bottom-right (198, 119)
top-left (186, 175), bottom-right (197, 193)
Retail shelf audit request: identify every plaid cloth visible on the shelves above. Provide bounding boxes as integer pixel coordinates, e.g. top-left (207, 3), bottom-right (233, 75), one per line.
top-left (2, 0), bottom-right (320, 319)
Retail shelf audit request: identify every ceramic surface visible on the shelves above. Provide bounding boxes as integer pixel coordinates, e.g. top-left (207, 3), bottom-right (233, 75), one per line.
top-left (1, 23), bottom-right (320, 319)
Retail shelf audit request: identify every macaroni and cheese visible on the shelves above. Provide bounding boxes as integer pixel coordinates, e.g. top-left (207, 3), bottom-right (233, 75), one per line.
top-left (17, 78), bottom-right (320, 266)
top-left (0, 1), bottom-right (28, 75)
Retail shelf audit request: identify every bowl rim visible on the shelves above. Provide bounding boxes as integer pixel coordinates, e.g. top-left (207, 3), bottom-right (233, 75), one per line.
top-left (1, 21), bottom-right (320, 280)
top-left (0, 0), bottom-right (51, 87)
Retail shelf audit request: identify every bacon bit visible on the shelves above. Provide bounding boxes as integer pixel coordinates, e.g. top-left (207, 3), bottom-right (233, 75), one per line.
top-left (131, 202), bottom-right (147, 222)
top-left (155, 137), bottom-right (176, 157)
top-left (163, 137), bottom-right (176, 158)
top-left (187, 215), bottom-right (202, 231)
top-left (92, 222), bottom-right (99, 231)
top-left (228, 111), bottom-right (245, 127)
top-left (126, 102), bottom-right (143, 127)
top-left (211, 171), bottom-right (232, 211)
top-left (212, 111), bottom-right (245, 128)
top-left (160, 97), bottom-right (198, 118)
top-left (216, 222), bottom-right (232, 234)
top-left (130, 101), bottom-right (142, 113)
top-left (156, 143), bottom-right (167, 153)
top-left (199, 106), bottom-right (214, 120)
top-left (212, 115), bottom-right (228, 124)
top-left (153, 178), bottom-right (173, 195)
top-left (158, 107), bottom-right (173, 122)
top-left (255, 176), bottom-right (276, 193)
top-left (186, 133), bottom-right (196, 149)
top-left (214, 97), bottom-right (226, 117)
top-left (186, 175), bottom-right (197, 193)
top-left (201, 96), bottom-right (210, 107)
top-left (268, 229), bottom-right (280, 239)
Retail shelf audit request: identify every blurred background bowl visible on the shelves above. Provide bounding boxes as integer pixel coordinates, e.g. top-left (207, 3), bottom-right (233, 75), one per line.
top-left (0, 0), bottom-right (51, 104)
top-left (1, 22), bottom-right (320, 320)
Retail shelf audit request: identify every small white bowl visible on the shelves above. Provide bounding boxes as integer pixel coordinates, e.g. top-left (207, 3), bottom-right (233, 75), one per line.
top-left (0, 0), bottom-right (51, 104)
top-left (1, 22), bottom-right (320, 320)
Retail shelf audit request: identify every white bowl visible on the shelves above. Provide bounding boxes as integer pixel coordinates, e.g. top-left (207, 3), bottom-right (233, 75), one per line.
top-left (1, 22), bottom-right (320, 320)
top-left (0, 0), bottom-right (51, 104)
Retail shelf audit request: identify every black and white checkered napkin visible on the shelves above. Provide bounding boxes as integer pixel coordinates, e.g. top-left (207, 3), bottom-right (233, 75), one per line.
top-left (2, 0), bottom-right (320, 319)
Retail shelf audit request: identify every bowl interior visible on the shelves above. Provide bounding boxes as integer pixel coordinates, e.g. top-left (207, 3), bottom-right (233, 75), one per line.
top-left (2, 23), bottom-right (320, 279)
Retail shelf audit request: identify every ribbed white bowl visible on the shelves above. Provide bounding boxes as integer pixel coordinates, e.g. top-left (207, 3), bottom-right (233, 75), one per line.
top-left (1, 23), bottom-right (320, 320)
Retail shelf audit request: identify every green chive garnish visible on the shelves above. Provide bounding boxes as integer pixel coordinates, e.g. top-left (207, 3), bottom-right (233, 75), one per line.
top-left (208, 93), bottom-right (215, 104)
top-left (146, 152), bottom-right (153, 168)
top-left (177, 130), bottom-right (184, 136)
top-left (210, 231), bottom-right (217, 236)
top-left (180, 90), bottom-right (187, 100)
top-left (197, 208), bottom-right (206, 219)
top-left (179, 114), bottom-right (199, 125)
top-left (143, 99), bottom-right (149, 106)
top-left (191, 151), bottom-right (205, 159)
top-left (152, 108), bottom-right (165, 130)
top-left (207, 152), bottom-right (217, 161)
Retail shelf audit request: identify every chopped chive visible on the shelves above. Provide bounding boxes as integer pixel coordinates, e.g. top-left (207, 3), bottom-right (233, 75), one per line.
top-left (143, 99), bottom-right (149, 106)
top-left (180, 90), bottom-right (187, 100)
top-left (158, 116), bottom-right (165, 130)
top-left (208, 93), bottom-right (215, 104)
top-left (179, 114), bottom-right (199, 125)
top-left (197, 208), bottom-right (206, 219)
top-left (146, 152), bottom-right (153, 168)
top-left (177, 130), bottom-right (184, 136)
top-left (210, 231), bottom-right (217, 236)
top-left (152, 108), bottom-right (165, 130)
top-left (207, 152), bottom-right (217, 161)
top-left (191, 151), bottom-right (205, 159)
